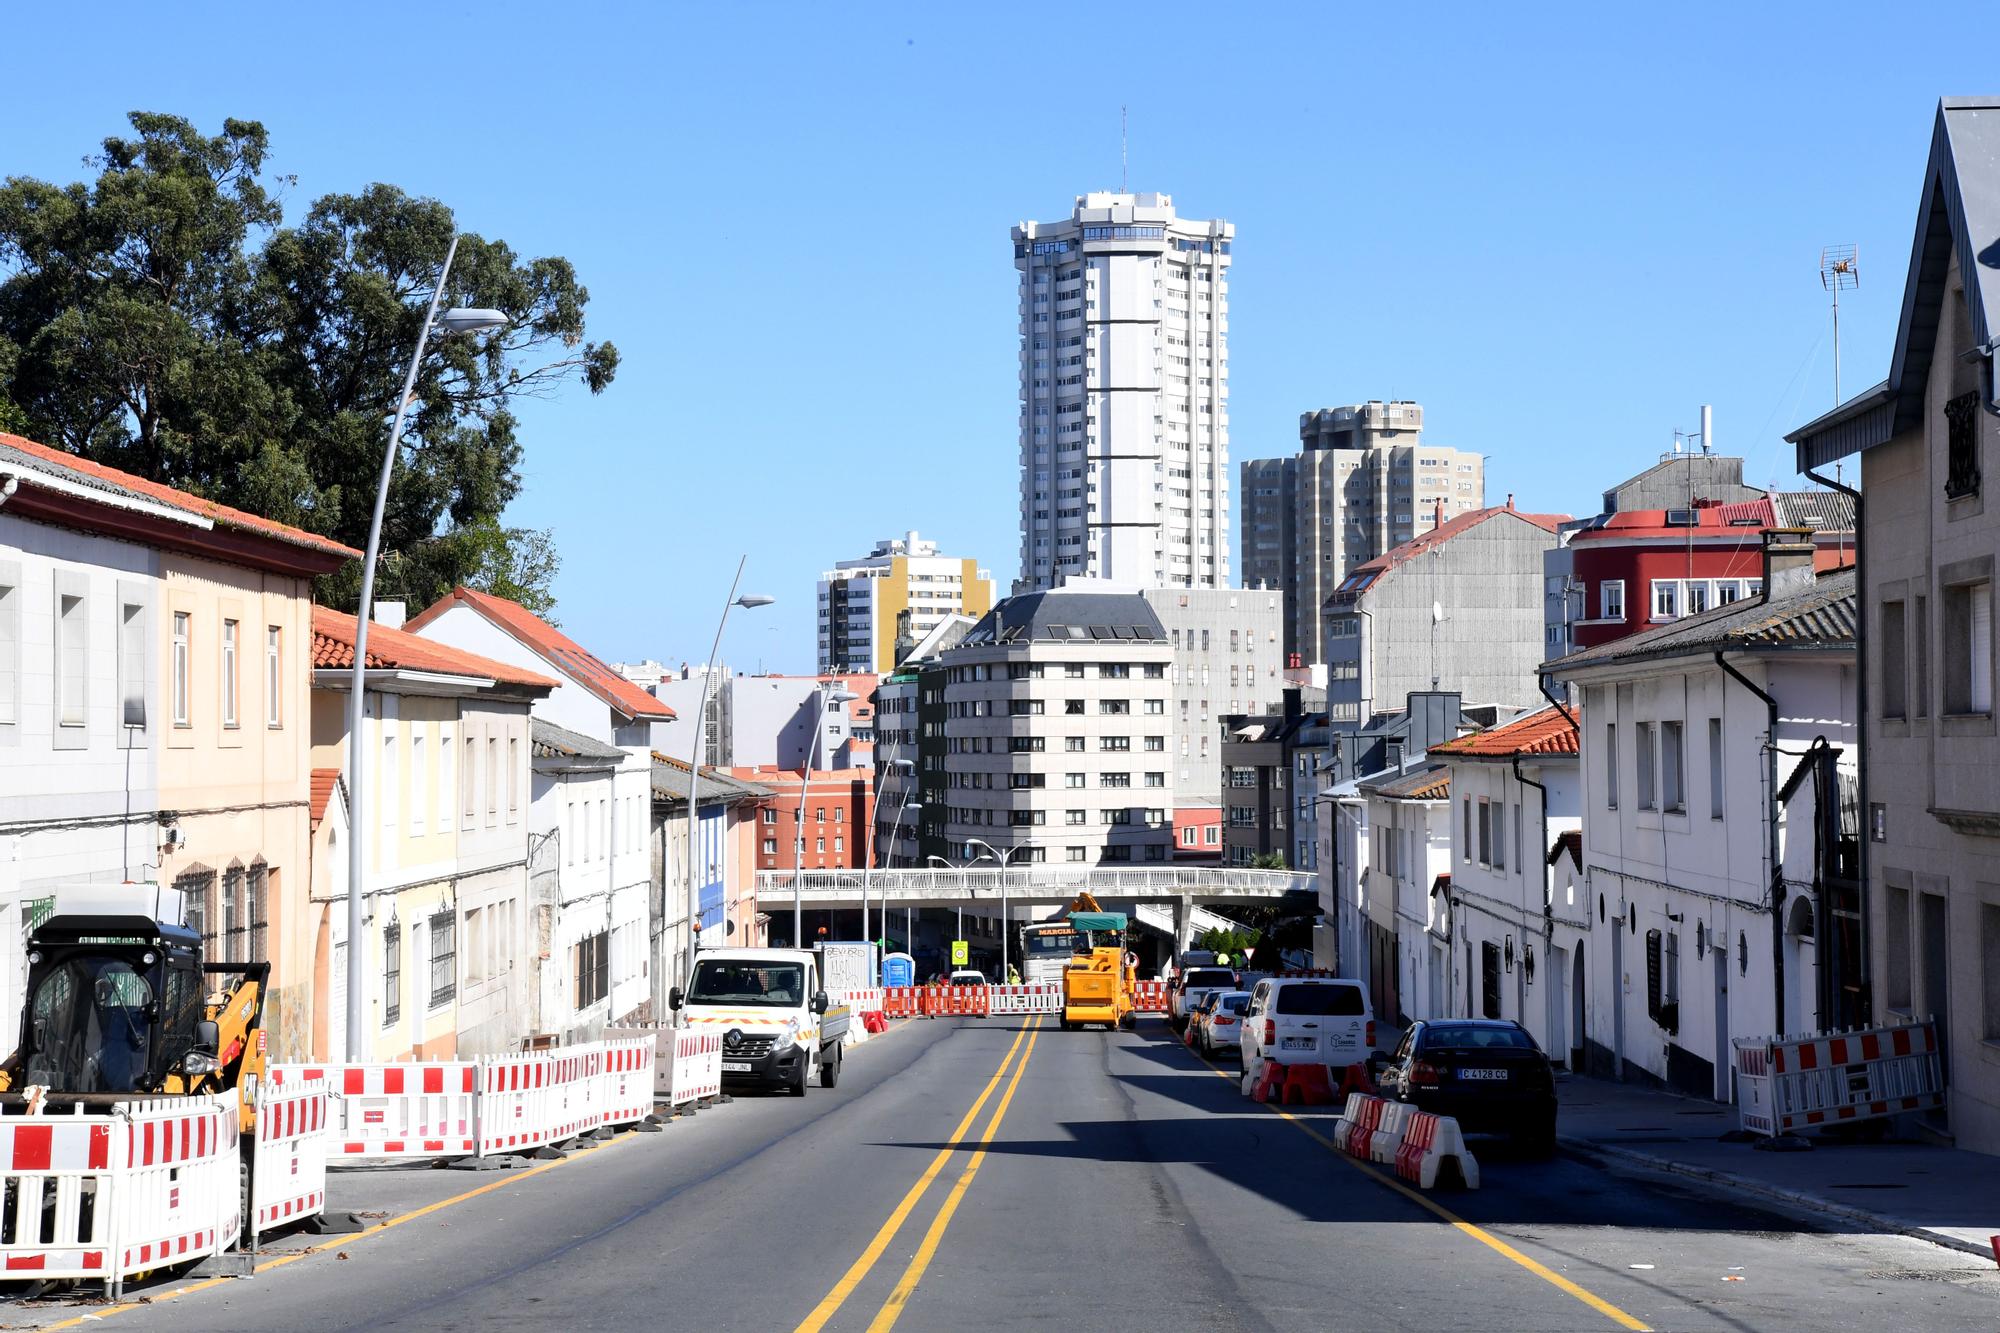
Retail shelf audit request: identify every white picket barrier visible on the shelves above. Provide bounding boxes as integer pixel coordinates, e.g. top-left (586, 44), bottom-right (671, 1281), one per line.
top-left (251, 1073), bottom-right (330, 1240)
top-left (669, 1029), bottom-right (723, 1107)
top-left (986, 984), bottom-right (1062, 1016)
top-left (111, 1090), bottom-right (243, 1294)
top-left (551, 1045), bottom-right (603, 1142)
top-left (0, 1111), bottom-right (117, 1281)
top-left (600, 1036), bottom-right (658, 1128)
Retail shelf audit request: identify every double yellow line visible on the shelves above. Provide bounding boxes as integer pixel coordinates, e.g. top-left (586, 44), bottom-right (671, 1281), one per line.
top-left (795, 1016), bottom-right (1041, 1333)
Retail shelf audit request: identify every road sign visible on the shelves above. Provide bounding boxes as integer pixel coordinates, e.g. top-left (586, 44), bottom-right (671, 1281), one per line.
top-left (951, 940), bottom-right (969, 967)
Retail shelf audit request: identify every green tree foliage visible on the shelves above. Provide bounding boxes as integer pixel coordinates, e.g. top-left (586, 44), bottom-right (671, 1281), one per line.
top-left (0, 113), bottom-right (617, 614)
top-left (1196, 926), bottom-right (1260, 960)
top-left (1248, 852), bottom-right (1288, 870)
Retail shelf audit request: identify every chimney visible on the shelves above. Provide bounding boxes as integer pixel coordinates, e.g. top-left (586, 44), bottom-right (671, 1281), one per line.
top-left (373, 600), bottom-right (407, 630)
top-left (1505, 493), bottom-right (1515, 510)
top-left (1761, 527), bottom-right (1817, 601)
top-left (1700, 403), bottom-right (1714, 455)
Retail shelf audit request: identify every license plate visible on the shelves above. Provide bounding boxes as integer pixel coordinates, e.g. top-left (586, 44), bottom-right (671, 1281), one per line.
top-left (1281, 1036), bottom-right (1314, 1050)
top-left (1459, 1068), bottom-right (1508, 1081)
top-left (721, 1061), bottom-right (752, 1073)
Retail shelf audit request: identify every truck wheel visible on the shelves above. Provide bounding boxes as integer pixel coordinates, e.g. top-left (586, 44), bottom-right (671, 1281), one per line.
top-left (790, 1053), bottom-right (812, 1097)
top-left (819, 1045), bottom-right (841, 1088)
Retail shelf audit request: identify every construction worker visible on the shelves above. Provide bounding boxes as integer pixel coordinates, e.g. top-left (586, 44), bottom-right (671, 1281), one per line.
top-left (1006, 964), bottom-right (1021, 985)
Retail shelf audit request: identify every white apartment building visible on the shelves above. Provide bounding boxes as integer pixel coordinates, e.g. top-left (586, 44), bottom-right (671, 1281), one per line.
top-left (1013, 192), bottom-right (1232, 592)
top-left (817, 531), bottom-right (994, 674)
top-left (1139, 585), bottom-right (1284, 802)
top-left (937, 588), bottom-right (1175, 866)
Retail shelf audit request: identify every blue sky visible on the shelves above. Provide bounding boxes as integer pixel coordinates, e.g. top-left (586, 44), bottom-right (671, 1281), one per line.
top-left (2, 3), bottom-right (1990, 669)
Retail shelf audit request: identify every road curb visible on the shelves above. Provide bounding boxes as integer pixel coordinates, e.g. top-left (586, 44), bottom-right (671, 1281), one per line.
top-left (1559, 1134), bottom-right (1992, 1261)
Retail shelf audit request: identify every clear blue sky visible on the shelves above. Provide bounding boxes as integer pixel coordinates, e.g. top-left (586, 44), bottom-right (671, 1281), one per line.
top-left (2, 4), bottom-right (1989, 669)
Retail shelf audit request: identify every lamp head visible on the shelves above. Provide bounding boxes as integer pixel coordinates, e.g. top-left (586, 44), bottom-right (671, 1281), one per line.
top-left (737, 594), bottom-right (776, 609)
top-left (436, 308), bottom-right (509, 336)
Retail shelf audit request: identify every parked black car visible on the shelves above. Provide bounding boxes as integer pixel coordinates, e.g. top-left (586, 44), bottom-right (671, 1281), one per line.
top-left (1376, 1019), bottom-right (1557, 1156)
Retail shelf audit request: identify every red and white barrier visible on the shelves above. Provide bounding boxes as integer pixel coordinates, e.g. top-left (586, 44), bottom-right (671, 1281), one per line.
top-left (600, 1038), bottom-right (656, 1129)
top-left (0, 1113), bottom-right (116, 1281)
top-left (252, 1073), bottom-right (329, 1239)
top-left (1132, 980), bottom-right (1168, 1012)
top-left (987, 984), bottom-right (1062, 1015)
top-left (280, 1062), bottom-right (478, 1160)
top-left (112, 1091), bottom-right (243, 1292)
top-left (1734, 1020), bottom-right (1944, 1137)
top-left (1334, 1094), bottom-right (1388, 1157)
top-left (669, 1029), bottom-right (723, 1106)
top-left (1392, 1110), bottom-right (1481, 1190)
top-left (883, 988), bottom-right (921, 1019)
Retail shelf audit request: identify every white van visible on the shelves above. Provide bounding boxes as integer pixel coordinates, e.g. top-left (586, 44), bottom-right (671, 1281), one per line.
top-left (1239, 975), bottom-right (1374, 1082)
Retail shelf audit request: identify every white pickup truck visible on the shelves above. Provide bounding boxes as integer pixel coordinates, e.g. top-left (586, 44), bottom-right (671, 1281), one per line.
top-left (669, 947), bottom-right (850, 1096)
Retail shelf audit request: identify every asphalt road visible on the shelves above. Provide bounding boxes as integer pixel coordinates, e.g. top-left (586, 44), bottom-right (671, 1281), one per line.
top-left (16, 1017), bottom-right (2000, 1332)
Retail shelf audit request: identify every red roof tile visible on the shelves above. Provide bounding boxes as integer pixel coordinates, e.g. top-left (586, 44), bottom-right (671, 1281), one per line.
top-left (1345, 505), bottom-right (1570, 583)
top-left (1433, 705), bottom-right (1580, 758)
top-left (309, 768), bottom-right (341, 830)
top-left (404, 587), bottom-right (674, 720)
top-left (312, 607), bottom-right (559, 690)
top-left (0, 432), bottom-right (360, 561)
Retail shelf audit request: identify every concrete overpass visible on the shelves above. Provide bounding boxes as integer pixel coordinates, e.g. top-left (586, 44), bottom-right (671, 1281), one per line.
top-left (753, 866), bottom-right (1314, 951)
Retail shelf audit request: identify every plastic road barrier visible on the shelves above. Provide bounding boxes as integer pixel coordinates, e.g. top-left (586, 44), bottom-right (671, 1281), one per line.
top-left (251, 1072), bottom-right (330, 1242)
top-left (275, 1062), bottom-right (478, 1160)
top-left (1334, 1094), bottom-right (1388, 1158)
top-left (1393, 1110), bottom-right (1481, 1190)
top-left (113, 1090), bottom-right (244, 1296)
top-left (1367, 1098), bottom-right (1413, 1163)
top-left (1734, 1019), bottom-right (1944, 1137)
top-left (883, 988), bottom-right (921, 1019)
top-left (0, 1112), bottom-right (116, 1281)
top-left (1132, 981), bottom-right (1168, 1012)
top-left (669, 1028), bottom-right (723, 1107)
top-left (987, 984), bottom-right (1061, 1015)
top-left (600, 1036), bottom-right (657, 1129)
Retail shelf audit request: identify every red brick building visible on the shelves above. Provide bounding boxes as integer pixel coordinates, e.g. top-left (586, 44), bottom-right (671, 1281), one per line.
top-left (735, 766), bottom-right (874, 872)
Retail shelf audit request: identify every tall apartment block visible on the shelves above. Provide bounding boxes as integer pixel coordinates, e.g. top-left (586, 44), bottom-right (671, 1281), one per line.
top-left (818, 531), bottom-right (995, 674)
top-left (1239, 401), bottom-right (1485, 664)
top-left (1013, 192), bottom-right (1233, 593)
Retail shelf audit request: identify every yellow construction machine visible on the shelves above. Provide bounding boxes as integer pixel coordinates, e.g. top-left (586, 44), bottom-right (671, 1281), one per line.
top-left (0, 883), bottom-right (269, 1133)
top-left (1059, 892), bottom-right (1136, 1031)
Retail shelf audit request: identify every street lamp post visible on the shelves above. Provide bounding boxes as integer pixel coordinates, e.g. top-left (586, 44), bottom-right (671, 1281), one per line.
top-left (792, 684), bottom-right (858, 944)
top-left (925, 854), bottom-right (964, 945)
top-left (679, 558), bottom-right (772, 1017)
top-left (861, 758), bottom-right (917, 980)
top-left (965, 837), bottom-right (1031, 982)
top-left (345, 234), bottom-right (507, 1062)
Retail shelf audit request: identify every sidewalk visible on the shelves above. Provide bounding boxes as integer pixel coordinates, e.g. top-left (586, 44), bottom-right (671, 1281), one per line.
top-left (1558, 1072), bottom-right (1999, 1259)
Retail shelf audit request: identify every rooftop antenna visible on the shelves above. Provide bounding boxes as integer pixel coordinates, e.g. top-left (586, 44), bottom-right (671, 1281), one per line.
top-left (1121, 105), bottom-right (1129, 193)
top-left (1820, 244), bottom-right (1859, 485)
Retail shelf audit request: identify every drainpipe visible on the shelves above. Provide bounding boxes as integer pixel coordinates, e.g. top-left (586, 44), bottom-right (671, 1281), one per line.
top-left (1716, 648), bottom-right (1786, 1036)
top-left (1512, 755), bottom-right (1554, 1005)
top-left (1803, 463), bottom-right (1865, 1025)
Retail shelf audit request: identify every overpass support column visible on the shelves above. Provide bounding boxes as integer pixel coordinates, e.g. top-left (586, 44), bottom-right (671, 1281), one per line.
top-left (1173, 895), bottom-right (1193, 955)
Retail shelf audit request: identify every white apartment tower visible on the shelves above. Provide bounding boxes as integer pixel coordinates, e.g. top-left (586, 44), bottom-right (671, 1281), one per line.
top-left (1013, 192), bottom-right (1233, 593)
top-left (817, 531), bottom-right (995, 674)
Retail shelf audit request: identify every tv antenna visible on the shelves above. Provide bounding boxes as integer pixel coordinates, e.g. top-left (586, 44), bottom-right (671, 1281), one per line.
top-left (1121, 105), bottom-right (1129, 193)
top-left (1820, 244), bottom-right (1859, 405)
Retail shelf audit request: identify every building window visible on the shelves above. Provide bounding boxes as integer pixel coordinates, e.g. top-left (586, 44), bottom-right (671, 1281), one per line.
top-left (172, 611), bottom-right (190, 726)
top-left (1601, 581), bottom-right (1625, 621)
top-left (175, 866), bottom-right (216, 959)
top-left (382, 735), bottom-right (398, 833)
top-left (221, 619), bottom-right (239, 727)
top-left (1066, 773), bottom-right (1086, 789)
top-left (574, 931), bottom-right (608, 1009)
top-left (763, 838), bottom-right (777, 855)
top-left (1067, 846), bottom-right (1088, 862)
top-left (1100, 736), bottom-right (1130, 752)
top-left (1481, 941), bottom-right (1501, 1019)
top-left (383, 924), bottom-right (402, 1026)
top-left (1661, 720), bottom-right (1685, 812)
top-left (56, 593), bottom-right (86, 727)
top-left (247, 862), bottom-right (269, 964)
top-left (1946, 389), bottom-right (1982, 500)
top-left (1914, 595), bottom-right (1930, 719)
top-left (265, 627), bottom-right (282, 727)
top-left (1067, 809), bottom-right (1087, 826)
top-left (1476, 800), bottom-right (1491, 866)
top-left (1605, 722), bottom-right (1618, 809)
top-left (1880, 599), bottom-right (1908, 719)
top-left (763, 807), bottom-right (777, 825)
top-left (1461, 797), bottom-right (1472, 860)
top-left (429, 910), bottom-right (456, 1008)
top-left (1707, 718), bottom-right (1725, 819)
top-left (1944, 579), bottom-right (1994, 715)
top-left (1493, 802), bottom-right (1506, 870)
top-left (1650, 581), bottom-right (1680, 621)
top-left (1636, 723), bottom-right (1656, 810)
top-left (120, 602), bottom-right (146, 728)
top-left (487, 737), bottom-right (499, 819)
top-left (463, 736), bottom-right (477, 827)
top-left (507, 736), bottom-right (521, 820)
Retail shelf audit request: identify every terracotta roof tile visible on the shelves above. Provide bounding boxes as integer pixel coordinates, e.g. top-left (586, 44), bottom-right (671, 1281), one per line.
top-left (1363, 766), bottom-right (1451, 800)
top-left (312, 607), bottom-right (559, 690)
top-left (404, 587), bottom-right (674, 720)
top-left (1433, 705), bottom-right (1579, 759)
top-left (0, 432), bottom-right (360, 560)
top-left (309, 768), bottom-right (341, 830)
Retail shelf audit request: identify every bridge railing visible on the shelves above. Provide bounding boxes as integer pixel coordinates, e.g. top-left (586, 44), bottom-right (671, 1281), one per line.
top-left (752, 866), bottom-right (1317, 898)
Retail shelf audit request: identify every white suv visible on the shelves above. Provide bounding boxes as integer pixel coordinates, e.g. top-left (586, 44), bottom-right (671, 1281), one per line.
top-left (1239, 975), bottom-right (1374, 1085)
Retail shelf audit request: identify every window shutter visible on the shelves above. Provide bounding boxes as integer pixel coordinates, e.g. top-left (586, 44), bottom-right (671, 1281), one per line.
top-left (1973, 585), bottom-right (1993, 714)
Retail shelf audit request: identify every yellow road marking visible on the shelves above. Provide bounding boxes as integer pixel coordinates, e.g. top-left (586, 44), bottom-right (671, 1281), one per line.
top-left (1189, 1051), bottom-right (1651, 1332)
top-left (865, 1023), bottom-right (1040, 1331)
top-left (793, 1019), bottom-right (1036, 1333)
top-left (42, 1130), bottom-right (645, 1331)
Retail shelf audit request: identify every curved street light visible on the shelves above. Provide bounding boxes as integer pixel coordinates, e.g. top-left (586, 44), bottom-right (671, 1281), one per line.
top-left (679, 561), bottom-right (773, 1017)
top-left (346, 235), bottom-right (510, 1060)
top-left (965, 837), bottom-right (1034, 981)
